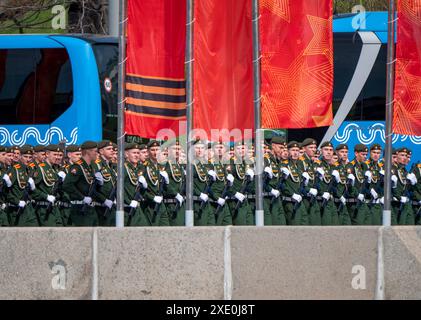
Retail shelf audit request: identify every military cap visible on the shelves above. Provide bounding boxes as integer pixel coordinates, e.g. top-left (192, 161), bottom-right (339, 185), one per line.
top-left (287, 141), bottom-right (300, 149)
top-left (271, 136), bottom-right (286, 145)
top-left (396, 147), bottom-right (409, 154)
top-left (67, 145), bottom-right (82, 153)
top-left (3, 146), bottom-right (10, 153)
top-left (34, 145), bottom-right (46, 152)
top-left (408, 149), bottom-right (412, 155)
top-left (125, 142), bottom-right (142, 151)
top-left (139, 144), bottom-right (147, 150)
top-left (335, 144), bottom-right (348, 151)
top-left (354, 143), bottom-right (368, 152)
top-left (234, 140), bottom-right (245, 147)
top-left (10, 145), bottom-right (20, 152)
top-left (0, 146), bottom-right (5, 152)
top-left (192, 138), bottom-right (206, 146)
top-left (20, 145), bottom-right (34, 155)
top-left (301, 138), bottom-right (317, 147)
top-left (147, 140), bottom-right (161, 148)
top-left (112, 143), bottom-right (117, 150)
top-left (320, 141), bottom-right (333, 148)
top-left (97, 140), bottom-right (114, 150)
top-left (81, 141), bottom-right (98, 150)
top-left (370, 143), bottom-right (382, 151)
top-left (392, 148), bottom-right (398, 155)
top-left (45, 144), bottom-right (62, 152)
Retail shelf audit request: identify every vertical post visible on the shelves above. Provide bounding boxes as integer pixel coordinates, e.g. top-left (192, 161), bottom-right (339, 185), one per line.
top-left (252, 0), bottom-right (264, 226)
top-left (116, 0), bottom-right (127, 227)
top-left (185, 0), bottom-right (194, 227)
top-left (108, 0), bottom-right (119, 37)
top-left (383, 0), bottom-right (395, 227)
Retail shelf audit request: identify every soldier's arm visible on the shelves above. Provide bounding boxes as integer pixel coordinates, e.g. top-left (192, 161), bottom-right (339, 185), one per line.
top-left (62, 165), bottom-right (85, 200)
top-left (31, 167), bottom-right (49, 201)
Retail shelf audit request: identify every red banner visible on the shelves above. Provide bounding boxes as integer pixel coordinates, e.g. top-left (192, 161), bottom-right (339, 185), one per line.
top-left (394, 0), bottom-right (421, 136)
top-left (125, 0), bottom-right (186, 138)
top-left (260, 0), bottom-right (333, 129)
top-left (193, 0), bottom-right (254, 137)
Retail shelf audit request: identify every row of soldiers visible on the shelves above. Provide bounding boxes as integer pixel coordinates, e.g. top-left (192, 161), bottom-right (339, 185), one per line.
top-left (0, 136), bottom-right (420, 227)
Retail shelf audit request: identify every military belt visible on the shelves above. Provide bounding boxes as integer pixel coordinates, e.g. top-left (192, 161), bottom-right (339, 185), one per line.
top-left (413, 201), bottom-right (421, 206)
top-left (282, 197), bottom-right (294, 203)
top-left (70, 200), bottom-right (102, 207)
top-left (35, 201), bottom-right (53, 206)
top-left (163, 198), bottom-right (177, 204)
top-left (57, 201), bottom-right (71, 208)
top-left (346, 199), bottom-right (358, 203)
top-left (246, 195), bottom-right (255, 199)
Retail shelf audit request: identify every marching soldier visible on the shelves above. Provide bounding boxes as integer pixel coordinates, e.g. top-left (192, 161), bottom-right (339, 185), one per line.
top-left (391, 147), bottom-right (415, 225)
top-left (31, 145), bottom-right (64, 226)
top-left (282, 141), bottom-right (309, 225)
top-left (346, 144), bottom-right (371, 225)
top-left (33, 145), bottom-right (47, 164)
top-left (94, 140), bottom-right (117, 226)
top-left (410, 160), bottom-right (421, 225)
top-left (0, 146), bottom-right (10, 226)
top-left (10, 146), bottom-right (20, 164)
top-left (62, 141), bottom-right (103, 226)
top-left (123, 143), bottom-right (149, 226)
top-left (3, 145), bottom-right (38, 226)
top-left (366, 144), bottom-right (384, 225)
top-left (142, 140), bottom-right (170, 226)
top-left (333, 144), bottom-right (352, 225)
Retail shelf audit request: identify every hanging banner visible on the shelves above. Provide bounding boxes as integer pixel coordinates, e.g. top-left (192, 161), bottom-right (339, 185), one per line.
top-left (260, 0), bottom-right (333, 129)
top-left (394, 0), bottom-right (421, 136)
top-left (125, 0), bottom-right (186, 138)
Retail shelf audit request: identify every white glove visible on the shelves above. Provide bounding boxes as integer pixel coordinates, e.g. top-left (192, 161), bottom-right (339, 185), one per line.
top-left (379, 197), bottom-right (384, 205)
top-left (0, 203), bottom-right (6, 210)
top-left (370, 188), bottom-right (378, 200)
top-left (199, 193), bottom-right (209, 202)
top-left (103, 199), bottom-right (113, 209)
top-left (316, 167), bottom-right (325, 177)
top-left (46, 195), bottom-right (56, 204)
top-left (246, 168), bottom-right (255, 181)
top-left (94, 172), bottom-right (104, 186)
top-left (159, 171), bottom-right (169, 184)
top-left (270, 188), bottom-right (280, 198)
top-left (264, 167), bottom-right (273, 179)
top-left (332, 170), bottom-right (340, 183)
top-left (138, 175), bottom-right (148, 189)
top-left (226, 174), bottom-right (234, 186)
top-left (407, 173), bottom-right (417, 186)
top-left (357, 194), bottom-right (365, 202)
top-left (400, 196), bottom-right (409, 203)
top-left (308, 188), bottom-right (318, 197)
top-left (27, 177), bottom-right (35, 191)
top-left (207, 170), bottom-right (217, 181)
top-left (129, 200), bottom-right (139, 208)
top-left (18, 200), bottom-right (26, 208)
top-left (347, 174), bottom-right (355, 186)
top-left (57, 171), bottom-right (66, 180)
top-left (280, 167), bottom-right (290, 178)
top-left (3, 174), bottom-right (11, 187)
top-left (364, 171), bottom-right (372, 183)
top-left (379, 169), bottom-right (385, 176)
top-left (340, 196), bottom-right (346, 205)
top-left (153, 196), bottom-right (163, 204)
top-left (217, 197), bottom-right (226, 206)
top-left (83, 196), bottom-right (92, 205)
top-left (234, 192), bottom-right (245, 203)
top-left (391, 175), bottom-right (398, 188)
top-left (292, 193), bottom-right (302, 203)
top-left (175, 193), bottom-right (184, 205)
top-left (302, 172), bottom-right (310, 186)
top-left (322, 192), bottom-right (331, 201)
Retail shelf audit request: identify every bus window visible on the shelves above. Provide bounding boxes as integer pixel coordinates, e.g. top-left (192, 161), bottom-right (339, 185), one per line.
top-left (0, 48), bottom-right (73, 125)
top-left (92, 43), bottom-right (118, 142)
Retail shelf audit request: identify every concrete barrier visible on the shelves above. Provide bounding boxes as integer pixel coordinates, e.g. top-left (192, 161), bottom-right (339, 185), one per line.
top-left (0, 226), bottom-right (421, 299)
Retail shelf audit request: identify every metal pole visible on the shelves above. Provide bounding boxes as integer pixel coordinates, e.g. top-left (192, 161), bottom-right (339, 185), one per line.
top-left (116, 0), bottom-right (127, 227)
top-left (252, 0), bottom-right (264, 226)
top-left (383, 0), bottom-right (395, 227)
top-left (185, 0), bottom-right (194, 227)
top-left (108, 0), bottom-right (120, 37)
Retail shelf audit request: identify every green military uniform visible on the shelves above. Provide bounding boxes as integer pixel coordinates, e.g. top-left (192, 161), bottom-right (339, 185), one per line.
top-left (365, 144), bottom-right (384, 225)
top-left (410, 162), bottom-right (421, 225)
top-left (0, 146), bottom-right (10, 226)
top-left (332, 144), bottom-right (352, 225)
top-left (62, 141), bottom-right (99, 226)
top-left (282, 141), bottom-right (309, 225)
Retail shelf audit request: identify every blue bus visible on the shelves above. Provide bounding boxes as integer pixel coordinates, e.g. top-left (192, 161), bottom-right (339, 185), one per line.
top-left (0, 34), bottom-right (118, 146)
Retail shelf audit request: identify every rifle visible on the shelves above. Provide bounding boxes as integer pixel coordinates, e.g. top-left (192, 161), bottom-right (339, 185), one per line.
top-left (102, 184), bottom-right (117, 217)
top-left (321, 173), bottom-right (337, 209)
top-left (81, 170), bottom-right (100, 215)
top-left (15, 169), bottom-right (40, 226)
top-left (152, 174), bottom-right (166, 223)
top-left (398, 162), bottom-right (417, 222)
top-left (310, 170), bottom-right (322, 206)
top-left (214, 180), bottom-right (231, 217)
top-left (44, 174), bottom-right (64, 222)
top-left (270, 169), bottom-right (288, 205)
top-left (127, 181), bottom-right (145, 226)
top-left (172, 174), bottom-right (186, 219)
top-left (234, 175), bottom-right (251, 211)
top-left (199, 176), bottom-right (215, 211)
top-left (292, 178), bottom-right (306, 216)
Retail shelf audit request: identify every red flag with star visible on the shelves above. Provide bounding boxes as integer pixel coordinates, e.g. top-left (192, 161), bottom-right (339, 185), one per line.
top-left (260, 0), bottom-right (333, 129)
top-left (394, 0), bottom-right (421, 136)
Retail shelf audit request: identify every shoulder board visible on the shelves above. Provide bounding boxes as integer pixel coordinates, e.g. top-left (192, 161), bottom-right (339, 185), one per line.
top-left (418, 163), bottom-right (421, 168)
top-left (28, 163), bottom-right (36, 168)
top-left (314, 160), bottom-right (321, 164)
top-left (75, 160), bottom-right (83, 165)
top-left (334, 162), bottom-right (339, 166)
top-left (379, 162), bottom-right (384, 167)
top-left (13, 164), bottom-right (21, 169)
top-left (39, 163), bottom-right (46, 167)
top-left (365, 160), bottom-right (370, 165)
top-left (299, 156), bottom-right (305, 161)
top-left (282, 160), bottom-right (289, 164)
top-left (350, 160), bottom-right (356, 165)
top-left (144, 161), bottom-right (149, 166)
top-left (64, 164), bottom-right (70, 169)
top-left (95, 159), bottom-right (101, 164)
top-left (264, 154), bottom-right (270, 159)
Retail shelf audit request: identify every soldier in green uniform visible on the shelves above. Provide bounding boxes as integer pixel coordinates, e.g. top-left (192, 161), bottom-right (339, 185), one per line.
top-left (346, 144), bottom-right (371, 225)
top-left (10, 146), bottom-right (21, 164)
top-left (299, 138), bottom-right (322, 225)
top-left (190, 139), bottom-right (216, 226)
top-left (62, 141), bottom-right (102, 226)
top-left (391, 147), bottom-right (415, 225)
top-left (93, 140), bottom-right (117, 226)
top-left (281, 141), bottom-right (309, 225)
top-left (333, 144), bottom-right (352, 225)
top-left (365, 144), bottom-right (385, 225)
top-left (208, 140), bottom-right (234, 226)
top-left (142, 140), bottom-right (170, 226)
top-left (226, 141), bottom-right (254, 226)
top-left (410, 161), bottom-right (421, 225)
top-left (317, 142), bottom-right (339, 225)
top-left (163, 140), bottom-right (186, 226)
top-left (122, 143), bottom-right (149, 226)
top-left (31, 145), bottom-right (64, 226)
top-left (0, 146), bottom-right (11, 226)
top-left (3, 145), bottom-right (39, 226)
top-left (33, 145), bottom-right (47, 164)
